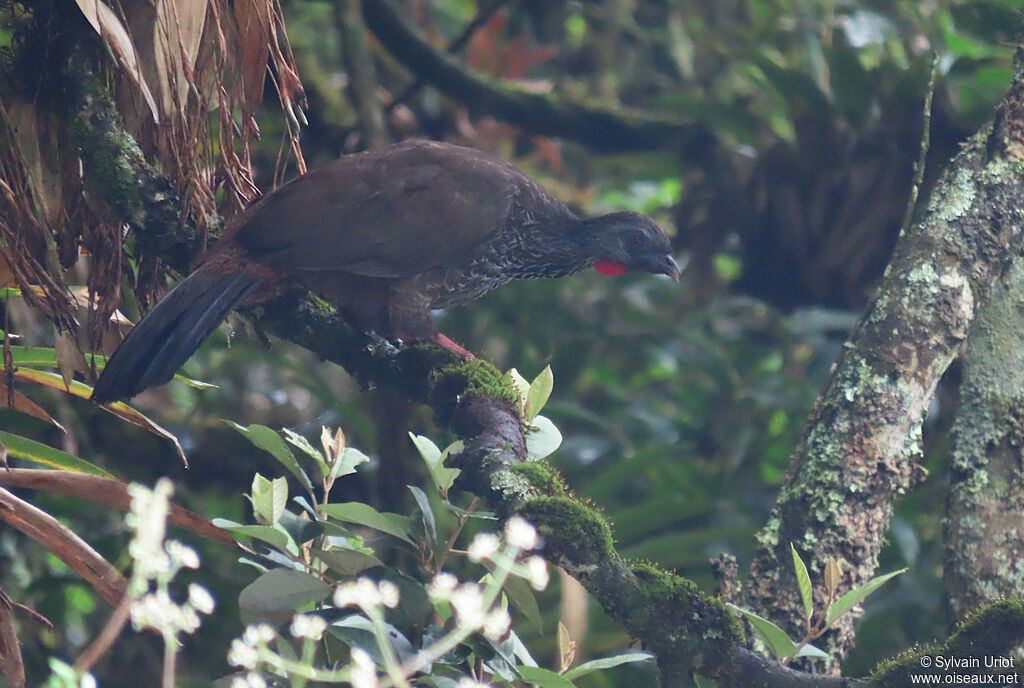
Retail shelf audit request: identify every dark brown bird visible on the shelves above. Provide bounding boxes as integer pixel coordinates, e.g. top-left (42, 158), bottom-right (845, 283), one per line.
top-left (91, 140), bottom-right (679, 402)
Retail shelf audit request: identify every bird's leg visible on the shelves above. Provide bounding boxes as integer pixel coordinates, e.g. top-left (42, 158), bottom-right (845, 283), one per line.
top-left (389, 290), bottom-right (474, 359)
top-left (431, 332), bottom-right (475, 360)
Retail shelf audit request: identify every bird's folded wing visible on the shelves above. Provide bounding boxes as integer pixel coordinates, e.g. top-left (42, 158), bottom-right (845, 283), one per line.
top-left (232, 141), bottom-right (554, 278)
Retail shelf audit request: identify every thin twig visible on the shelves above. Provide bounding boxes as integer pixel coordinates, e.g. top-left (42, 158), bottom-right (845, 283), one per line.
top-left (899, 51), bottom-right (940, 236)
top-left (73, 592), bottom-right (133, 674)
top-left (433, 496), bottom-right (480, 573)
top-left (0, 487), bottom-right (127, 606)
top-left (0, 469), bottom-right (236, 547)
top-left (0, 588), bottom-right (26, 688)
top-left (384, 0), bottom-right (509, 114)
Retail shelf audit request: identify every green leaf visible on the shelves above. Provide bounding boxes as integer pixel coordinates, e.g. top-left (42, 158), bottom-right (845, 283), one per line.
top-left (320, 502), bottom-right (415, 545)
top-left (790, 543), bottom-right (813, 623)
top-left (418, 677), bottom-right (462, 688)
top-left (238, 568), bottom-right (331, 627)
top-left (332, 447), bottom-right (371, 481)
top-left (557, 621), bottom-right (571, 665)
top-left (525, 365), bottom-right (554, 421)
top-left (502, 573), bottom-right (543, 633)
top-left (563, 651), bottom-right (654, 680)
top-left (526, 415), bottom-right (562, 460)
top-left (409, 433), bottom-right (460, 493)
top-left (795, 643), bottom-right (829, 659)
top-left (442, 501), bottom-right (497, 519)
top-left (408, 485), bottom-right (438, 549)
top-left (212, 518), bottom-right (300, 556)
top-left (283, 428), bottom-right (326, 477)
top-left (508, 628), bottom-right (539, 667)
top-left (9, 346), bottom-right (215, 389)
top-left (329, 614), bottom-right (415, 664)
top-left (250, 474), bottom-right (288, 525)
top-left (725, 603), bottom-right (799, 660)
top-left (282, 428), bottom-right (323, 461)
top-left (0, 430), bottom-right (112, 477)
top-left (277, 509), bottom-right (321, 546)
top-left (364, 567), bottom-right (432, 628)
top-left (507, 367), bottom-right (531, 401)
top-left (825, 569), bottom-right (906, 626)
top-left (12, 367), bottom-right (188, 463)
top-left (310, 548), bottom-right (382, 576)
top-left (225, 422), bottom-right (314, 497)
top-left (517, 666), bottom-right (577, 688)
top-left (409, 432), bottom-right (441, 463)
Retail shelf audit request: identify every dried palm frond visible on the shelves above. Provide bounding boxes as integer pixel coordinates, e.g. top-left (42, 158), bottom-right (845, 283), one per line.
top-left (0, 0), bottom-right (306, 360)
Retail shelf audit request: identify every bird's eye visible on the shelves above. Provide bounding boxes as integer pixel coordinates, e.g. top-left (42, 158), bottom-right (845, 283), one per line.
top-left (630, 232), bottom-right (645, 246)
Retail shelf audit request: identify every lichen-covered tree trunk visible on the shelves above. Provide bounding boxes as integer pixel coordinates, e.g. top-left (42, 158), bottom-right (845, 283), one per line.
top-left (744, 49), bottom-right (1024, 664)
top-left (944, 255), bottom-right (1024, 621)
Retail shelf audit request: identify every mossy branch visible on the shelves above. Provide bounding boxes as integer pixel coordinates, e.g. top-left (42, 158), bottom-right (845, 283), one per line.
top-left (62, 55), bottom-right (203, 271)
top-left (870, 600), bottom-right (1024, 687)
top-left (745, 44), bottom-right (1024, 661)
top-left (360, 0), bottom-right (713, 155)
top-left (944, 255), bottom-right (1024, 619)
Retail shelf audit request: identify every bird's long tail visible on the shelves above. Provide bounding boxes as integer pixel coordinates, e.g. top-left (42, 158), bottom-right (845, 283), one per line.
top-left (90, 268), bottom-right (260, 403)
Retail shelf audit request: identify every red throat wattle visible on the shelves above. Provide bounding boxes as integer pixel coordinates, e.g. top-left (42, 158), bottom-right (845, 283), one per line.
top-left (594, 259), bottom-right (628, 276)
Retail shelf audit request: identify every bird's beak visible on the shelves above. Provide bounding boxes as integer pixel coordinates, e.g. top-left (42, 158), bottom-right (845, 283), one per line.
top-left (661, 255), bottom-right (681, 282)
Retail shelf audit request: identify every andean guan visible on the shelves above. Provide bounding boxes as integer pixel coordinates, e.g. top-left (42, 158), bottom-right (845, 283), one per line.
top-left (90, 139), bottom-right (680, 403)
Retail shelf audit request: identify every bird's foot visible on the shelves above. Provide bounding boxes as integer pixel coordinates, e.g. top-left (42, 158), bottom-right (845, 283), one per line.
top-left (431, 332), bottom-right (475, 360)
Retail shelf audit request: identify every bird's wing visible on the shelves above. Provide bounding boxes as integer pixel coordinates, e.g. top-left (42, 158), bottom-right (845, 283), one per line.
top-left (232, 141), bottom-right (559, 277)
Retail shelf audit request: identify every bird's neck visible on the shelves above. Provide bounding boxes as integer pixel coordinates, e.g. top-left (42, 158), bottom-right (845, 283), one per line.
top-left (501, 215), bottom-right (597, 279)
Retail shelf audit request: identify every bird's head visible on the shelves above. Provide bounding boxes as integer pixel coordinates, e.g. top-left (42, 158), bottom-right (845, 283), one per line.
top-left (583, 211), bottom-right (681, 281)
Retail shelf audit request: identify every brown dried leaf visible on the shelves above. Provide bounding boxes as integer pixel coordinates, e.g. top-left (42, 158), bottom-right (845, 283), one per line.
top-left (153, 0), bottom-right (210, 115)
top-left (0, 382), bottom-right (65, 432)
top-left (68, 287), bottom-right (133, 329)
top-left (824, 557), bottom-right (842, 599)
top-left (6, 101), bottom-right (63, 227)
top-left (52, 329), bottom-right (87, 389)
top-left (233, 0), bottom-right (272, 115)
top-left (320, 425), bottom-right (345, 463)
top-left (74, 0), bottom-right (161, 123)
top-left (0, 253), bottom-right (14, 289)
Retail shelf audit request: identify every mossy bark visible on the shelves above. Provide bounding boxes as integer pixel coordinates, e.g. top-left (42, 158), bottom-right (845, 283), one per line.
top-left (746, 47), bottom-right (1024, 664)
top-left (944, 256), bottom-right (1024, 622)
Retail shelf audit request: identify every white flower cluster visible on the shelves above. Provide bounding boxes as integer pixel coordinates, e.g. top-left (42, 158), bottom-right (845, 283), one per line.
top-left (126, 479), bottom-right (174, 582)
top-left (467, 532), bottom-right (500, 562)
top-left (525, 555), bottom-right (549, 591)
top-left (45, 659), bottom-right (97, 688)
top-left (124, 480), bottom-right (214, 636)
top-left (333, 577), bottom-right (400, 610)
top-left (228, 624), bottom-right (277, 670)
top-left (504, 516), bottom-right (539, 551)
top-left (229, 672), bottom-right (268, 688)
top-left (350, 647), bottom-right (378, 688)
top-left (130, 585), bottom-right (213, 635)
top-left (464, 519), bottom-right (549, 591)
top-left (290, 613), bottom-right (327, 641)
top-left (504, 518), bottom-right (549, 590)
top-left (457, 679), bottom-right (492, 688)
top-left (426, 575), bottom-right (510, 642)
